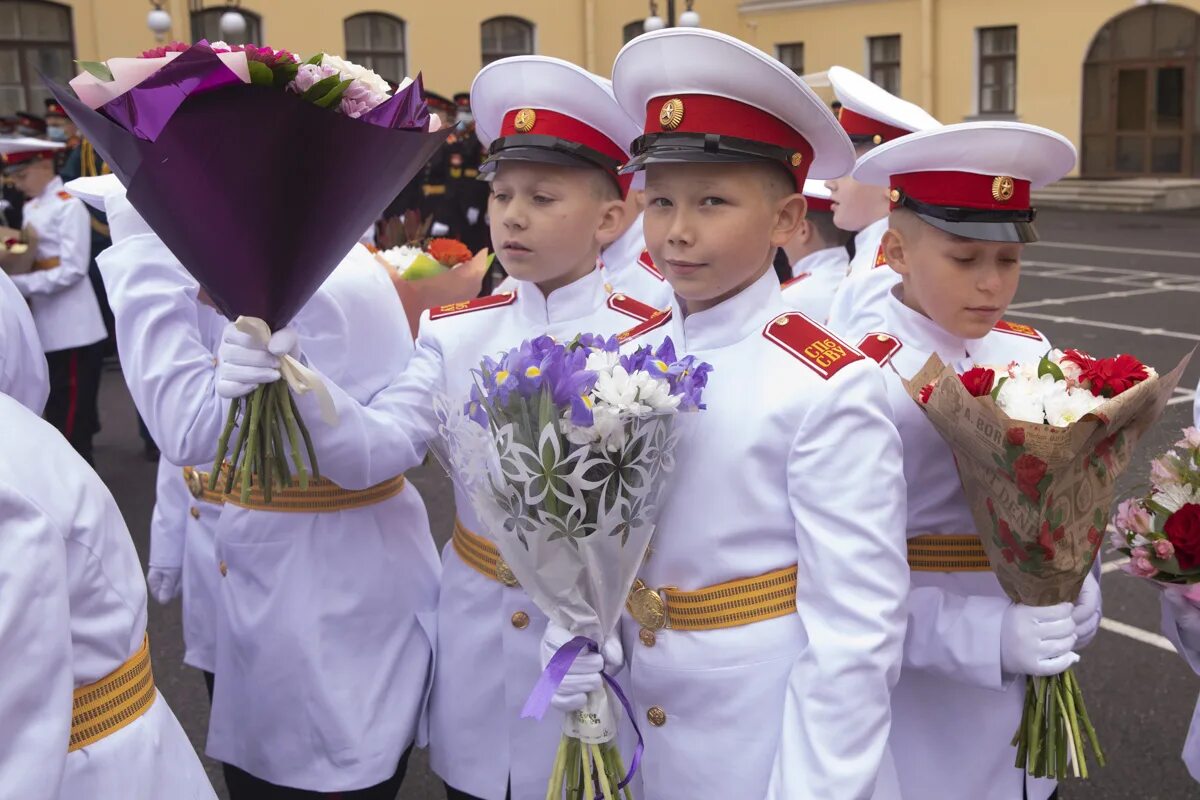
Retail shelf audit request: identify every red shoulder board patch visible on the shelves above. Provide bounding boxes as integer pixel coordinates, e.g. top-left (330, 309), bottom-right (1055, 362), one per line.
top-left (617, 309), bottom-right (672, 344)
top-left (763, 312), bottom-right (864, 379)
top-left (873, 244), bottom-right (887, 268)
top-left (607, 292), bottom-right (661, 322)
top-left (780, 272), bottom-right (810, 290)
top-left (57, 190), bottom-right (73, 201)
top-left (856, 332), bottom-right (903, 366)
top-left (992, 320), bottom-right (1043, 341)
top-left (428, 291), bottom-right (516, 320)
top-left (637, 250), bottom-right (665, 281)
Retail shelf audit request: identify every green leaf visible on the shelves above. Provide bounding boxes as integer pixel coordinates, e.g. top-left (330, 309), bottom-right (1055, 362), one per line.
top-left (273, 61), bottom-right (299, 89)
top-left (305, 53), bottom-right (325, 66)
top-left (313, 78), bottom-right (353, 109)
top-left (77, 60), bottom-right (113, 82)
top-left (1038, 354), bottom-right (1065, 382)
top-left (247, 60), bottom-right (274, 86)
top-left (990, 375), bottom-right (1009, 402)
top-left (301, 74), bottom-right (341, 103)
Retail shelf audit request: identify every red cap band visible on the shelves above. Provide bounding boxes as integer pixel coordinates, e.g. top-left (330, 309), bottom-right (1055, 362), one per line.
top-left (837, 107), bottom-right (910, 145)
top-left (500, 107), bottom-right (632, 196)
top-left (890, 171), bottom-right (1032, 211)
top-left (805, 195), bottom-right (833, 213)
top-left (2, 150), bottom-right (56, 167)
top-left (643, 94), bottom-right (814, 190)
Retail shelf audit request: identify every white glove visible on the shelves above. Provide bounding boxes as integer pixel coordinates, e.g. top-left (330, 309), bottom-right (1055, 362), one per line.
top-left (540, 621), bottom-right (623, 714)
top-left (1165, 591), bottom-right (1200, 655)
top-left (1000, 601), bottom-right (1079, 678)
top-left (1072, 573), bottom-right (1101, 649)
top-left (146, 566), bottom-right (182, 605)
top-left (216, 322), bottom-right (297, 398)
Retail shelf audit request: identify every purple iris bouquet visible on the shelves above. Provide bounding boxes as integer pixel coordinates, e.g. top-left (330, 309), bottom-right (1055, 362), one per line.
top-left (47, 41), bottom-right (447, 502)
top-left (433, 333), bottom-right (710, 800)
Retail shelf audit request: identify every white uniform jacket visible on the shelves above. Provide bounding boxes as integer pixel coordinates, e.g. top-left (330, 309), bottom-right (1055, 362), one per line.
top-left (781, 244), bottom-right (851, 324)
top-left (616, 268), bottom-right (909, 800)
top-left (847, 287), bottom-right (1061, 800)
top-left (9, 176), bottom-right (106, 352)
top-left (95, 195), bottom-right (439, 791)
top-left (0, 393), bottom-right (216, 800)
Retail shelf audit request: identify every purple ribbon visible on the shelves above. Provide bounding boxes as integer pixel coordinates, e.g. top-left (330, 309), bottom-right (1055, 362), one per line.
top-left (521, 635), bottom-right (644, 791)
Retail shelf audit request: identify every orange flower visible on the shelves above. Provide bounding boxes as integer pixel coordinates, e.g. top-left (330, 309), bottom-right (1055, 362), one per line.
top-left (428, 238), bottom-right (472, 267)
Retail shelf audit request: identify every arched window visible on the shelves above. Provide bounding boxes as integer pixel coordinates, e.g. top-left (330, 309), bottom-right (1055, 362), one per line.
top-left (1081, 4), bottom-right (1200, 177)
top-left (481, 16), bottom-right (533, 66)
top-left (623, 20), bottom-right (644, 45)
top-left (0, 0), bottom-right (73, 116)
top-left (345, 13), bottom-right (406, 86)
top-left (190, 6), bottom-right (263, 47)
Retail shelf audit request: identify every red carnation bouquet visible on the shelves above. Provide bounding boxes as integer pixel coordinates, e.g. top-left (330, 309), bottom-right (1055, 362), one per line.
top-left (908, 347), bottom-right (1190, 780)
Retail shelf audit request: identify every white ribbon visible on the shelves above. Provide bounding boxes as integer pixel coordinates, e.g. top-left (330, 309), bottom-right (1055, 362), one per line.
top-left (234, 316), bottom-right (338, 427)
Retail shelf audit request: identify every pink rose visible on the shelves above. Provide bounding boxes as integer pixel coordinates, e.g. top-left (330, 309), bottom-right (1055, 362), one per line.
top-left (339, 80), bottom-right (386, 119)
top-left (1129, 556), bottom-right (1159, 578)
top-left (1154, 539), bottom-right (1176, 559)
top-left (289, 62), bottom-right (337, 94)
top-left (1178, 427), bottom-right (1200, 449)
top-left (1132, 546), bottom-right (1150, 560)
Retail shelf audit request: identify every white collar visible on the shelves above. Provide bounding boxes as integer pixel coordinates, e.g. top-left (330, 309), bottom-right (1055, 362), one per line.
top-left (854, 216), bottom-right (889, 252)
top-left (792, 245), bottom-right (848, 277)
top-left (600, 213), bottom-right (646, 280)
top-left (672, 266), bottom-right (780, 351)
top-left (34, 175), bottom-right (64, 202)
top-left (513, 265), bottom-right (609, 326)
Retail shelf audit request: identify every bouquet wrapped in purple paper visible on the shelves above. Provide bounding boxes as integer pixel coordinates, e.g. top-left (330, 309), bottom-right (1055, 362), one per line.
top-left (431, 333), bottom-right (711, 800)
top-left (47, 41), bottom-right (448, 502)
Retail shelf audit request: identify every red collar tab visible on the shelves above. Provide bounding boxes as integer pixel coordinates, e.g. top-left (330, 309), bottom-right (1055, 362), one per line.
top-left (499, 107), bottom-right (632, 196)
top-left (836, 107), bottom-right (910, 145)
top-left (890, 171), bottom-right (1032, 212)
top-left (643, 94), bottom-right (815, 190)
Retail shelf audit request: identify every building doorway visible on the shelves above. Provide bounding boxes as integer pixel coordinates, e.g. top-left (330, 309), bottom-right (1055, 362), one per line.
top-left (1081, 4), bottom-right (1200, 178)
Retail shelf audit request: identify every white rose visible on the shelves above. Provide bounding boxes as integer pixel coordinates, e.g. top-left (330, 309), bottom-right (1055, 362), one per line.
top-left (320, 53), bottom-right (392, 97)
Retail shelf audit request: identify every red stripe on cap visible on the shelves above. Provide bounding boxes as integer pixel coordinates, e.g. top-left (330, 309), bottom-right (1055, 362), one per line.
top-left (500, 107), bottom-right (632, 196)
top-left (837, 107), bottom-right (910, 144)
top-left (891, 171), bottom-right (1032, 211)
top-left (644, 94), bottom-right (814, 190)
top-left (805, 195), bottom-right (833, 213)
top-left (2, 150), bottom-right (57, 166)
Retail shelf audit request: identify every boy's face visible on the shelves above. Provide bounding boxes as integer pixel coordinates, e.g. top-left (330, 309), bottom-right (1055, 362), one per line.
top-left (488, 161), bottom-right (625, 292)
top-left (885, 212), bottom-right (1023, 340)
top-left (9, 159), bottom-right (53, 197)
top-left (643, 162), bottom-right (805, 313)
top-left (825, 145), bottom-right (890, 232)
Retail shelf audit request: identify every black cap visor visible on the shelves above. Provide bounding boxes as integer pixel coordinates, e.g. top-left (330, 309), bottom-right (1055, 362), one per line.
top-left (621, 132), bottom-right (800, 175)
top-left (897, 192), bottom-right (1039, 244)
top-left (481, 133), bottom-right (622, 178)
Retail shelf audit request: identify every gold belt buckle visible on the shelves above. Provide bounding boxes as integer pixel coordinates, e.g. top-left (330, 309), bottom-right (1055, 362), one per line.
top-left (495, 558), bottom-right (520, 588)
top-left (628, 579), bottom-right (669, 631)
top-left (182, 466), bottom-right (205, 500)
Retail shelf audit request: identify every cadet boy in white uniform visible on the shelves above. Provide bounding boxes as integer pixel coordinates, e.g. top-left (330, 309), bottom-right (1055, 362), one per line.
top-left (842, 121), bottom-right (1100, 800)
top-left (215, 56), bottom-right (668, 800)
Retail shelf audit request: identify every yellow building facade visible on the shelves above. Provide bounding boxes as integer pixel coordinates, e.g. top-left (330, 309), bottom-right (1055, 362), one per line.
top-left (6, 0), bottom-right (1199, 177)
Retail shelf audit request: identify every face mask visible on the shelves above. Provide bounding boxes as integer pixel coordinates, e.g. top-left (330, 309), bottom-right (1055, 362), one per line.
top-left (46, 125), bottom-right (68, 142)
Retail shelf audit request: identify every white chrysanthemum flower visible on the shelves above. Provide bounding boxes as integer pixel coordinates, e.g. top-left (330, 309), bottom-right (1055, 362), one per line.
top-left (321, 53), bottom-right (392, 97)
top-left (377, 245), bottom-right (423, 275)
top-left (585, 350), bottom-right (621, 373)
top-left (996, 374), bottom-right (1048, 423)
top-left (593, 365), bottom-right (641, 411)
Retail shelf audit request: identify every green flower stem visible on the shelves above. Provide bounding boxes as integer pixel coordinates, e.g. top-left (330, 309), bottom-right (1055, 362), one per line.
top-left (225, 401), bottom-right (251, 494)
top-left (268, 387), bottom-right (290, 488)
top-left (565, 737), bottom-right (582, 800)
top-left (546, 734), bottom-right (568, 800)
top-left (240, 386), bottom-right (265, 503)
top-left (1027, 677), bottom-right (1046, 776)
top-left (259, 388), bottom-right (272, 504)
top-left (288, 387), bottom-right (320, 480)
top-left (1013, 679), bottom-right (1031, 766)
top-left (1069, 669), bottom-right (1105, 766)
top-left (210, 397), bottom-right (240, 490)
top-left (1061, 673), bottom-right (1086, 778)
top-left (1045, 676), bottom-right (1058, 778)
top-left (277, 380), bottom-right (308, 490)
top-left (580, 739), bottom-right (594, 800)
top-left (591, 743), bottom-right (614, 800)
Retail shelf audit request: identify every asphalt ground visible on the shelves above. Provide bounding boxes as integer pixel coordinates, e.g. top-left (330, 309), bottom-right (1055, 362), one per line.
top-left (88, 206), bottom-right (1200, 799)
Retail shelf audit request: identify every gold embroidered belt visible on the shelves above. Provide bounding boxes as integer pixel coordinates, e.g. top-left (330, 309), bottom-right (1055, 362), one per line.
top-left (32, 256), bottom-right (60, 271)
top-left (452, 518), bottom-right (520, 587)
top-left (627, 565), bottom-right (799, 632)
top-left (223, 474), bottom-right (406, 513)
top-left (907, 534), bottom-right (992, 572)
top-left (70, 635), bottom-right (156, 752)
top-left (182, 465), bottom-right (226, 505)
